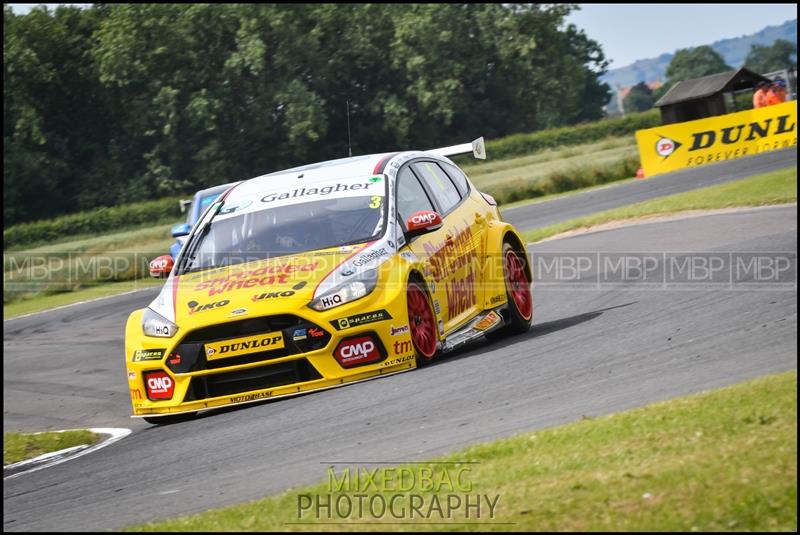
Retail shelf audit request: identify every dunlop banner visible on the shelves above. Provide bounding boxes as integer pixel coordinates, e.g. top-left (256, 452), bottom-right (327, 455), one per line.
top-left (636, 101), bottom-right (797, 177)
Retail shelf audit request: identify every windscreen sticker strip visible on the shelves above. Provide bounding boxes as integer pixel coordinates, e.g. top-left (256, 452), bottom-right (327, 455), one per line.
top-left (215, 176), bottom-right (385, 221)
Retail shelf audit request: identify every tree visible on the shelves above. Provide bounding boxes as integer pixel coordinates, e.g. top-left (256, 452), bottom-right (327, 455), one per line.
top-left (3, 5), bottom-right (112, 224)
top-left (4, 3), bottom-right (614, 226)
top-left (665, 46), bottom-right (732, 84)
top-left (623, 82), bottom-right (654, 112)
top-left (653, 45), bottom-right (733, 103)
top-left (744, 39), bottom-right (797, 74)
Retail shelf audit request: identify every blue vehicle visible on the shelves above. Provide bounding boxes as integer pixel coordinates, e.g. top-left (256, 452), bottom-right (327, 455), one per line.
top-left (170, 183), bottom-right (238, 259)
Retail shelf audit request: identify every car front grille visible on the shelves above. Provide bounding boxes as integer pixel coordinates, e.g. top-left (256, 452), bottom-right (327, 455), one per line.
top-left (180, 314), bottom-right (302, 343)
top-left (185, 358), bottom-right (322, 401)
top-left (166, 314), bottom-right (330, 373)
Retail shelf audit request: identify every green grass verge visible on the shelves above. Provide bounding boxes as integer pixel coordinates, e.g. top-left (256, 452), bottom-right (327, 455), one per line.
top-left (462, 136), bottom-right (637, 190)
top-left (4, 430), bottom-right (101, 465)
top-left (3, 221), bottom-right (179, 311)
top-left (523, 166), bottom-right (798, 243)
top-left (3, 278), bottom-right (164, 320)
top-left (126, 371), bottom-right (797, 531)
top-left (498, 177), bottom-right (638, 211)
top-left (4, 196), bottom-right (184, 250)
top-left (459, 136), bottom-right (640, 206)
top-left (4, 219), bottom-right (183, 255)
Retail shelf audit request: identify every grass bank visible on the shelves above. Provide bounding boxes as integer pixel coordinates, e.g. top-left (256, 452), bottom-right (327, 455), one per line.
top-left (4, 430), bottom-right (101, 465)
top-left (3, 278), bottom-right (163, 320)
top-left (463, 136), bottom-right (640, 206)
top-left (3, 221), bottom-right (178, 311)
top-left (127, 371), bottom-right (797, 531)
top-left (523, 166), bottom-right (797, 243)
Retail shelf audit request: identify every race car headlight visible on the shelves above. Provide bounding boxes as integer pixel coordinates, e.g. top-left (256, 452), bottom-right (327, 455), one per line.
top-left (309, 269), bottom-right (378, 311)
top-left (142, 307), bottom-right (179, 338)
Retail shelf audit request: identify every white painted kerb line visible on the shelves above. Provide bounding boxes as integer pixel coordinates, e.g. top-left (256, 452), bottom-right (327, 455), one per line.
top-left (3, 427), bottom-right (131, 480)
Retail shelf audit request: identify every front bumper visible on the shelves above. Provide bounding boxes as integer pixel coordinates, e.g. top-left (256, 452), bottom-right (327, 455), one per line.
top-left (125, 283), bottom-right (417, 417)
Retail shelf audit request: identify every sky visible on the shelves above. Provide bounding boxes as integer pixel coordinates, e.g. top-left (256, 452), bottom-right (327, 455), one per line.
top-left (7, 3), bottom-right (797, 70)
top-left (565, 4), bottom-right (797, 68)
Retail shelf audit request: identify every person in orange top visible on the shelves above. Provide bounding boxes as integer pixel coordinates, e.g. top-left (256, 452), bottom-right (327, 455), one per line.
top-left (766, 79), bottom-right (788, 106)
top-left (753, 81), bottom-right (770, 109)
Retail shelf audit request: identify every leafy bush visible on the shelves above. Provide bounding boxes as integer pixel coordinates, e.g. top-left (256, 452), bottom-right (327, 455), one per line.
top-left (4, 197), bottom-right (183, 249)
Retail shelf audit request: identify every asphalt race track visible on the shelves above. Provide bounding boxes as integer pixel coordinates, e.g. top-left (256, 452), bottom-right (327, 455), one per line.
top-left (3, 148), bottom-right (797, 531)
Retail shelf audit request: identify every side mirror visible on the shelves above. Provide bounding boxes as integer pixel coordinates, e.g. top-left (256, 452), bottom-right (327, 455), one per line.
top-left (149, 255), bottom-right (174, 279)
top-left (406, 210), bottom-right (443, 238)
top-left (171, 223), bottom-right (191, 238)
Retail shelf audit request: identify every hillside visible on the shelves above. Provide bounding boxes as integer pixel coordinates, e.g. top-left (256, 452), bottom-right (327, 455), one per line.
top-left (602, 18), bottom-right (797, 90)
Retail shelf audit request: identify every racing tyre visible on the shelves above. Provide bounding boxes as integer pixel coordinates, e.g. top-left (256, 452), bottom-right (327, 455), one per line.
top-left (407, 281), bottom-right (438, 366)
top-left (487, 241), bottom-right (533, 339)
top-left (143, 412), bottom-right (197, 425)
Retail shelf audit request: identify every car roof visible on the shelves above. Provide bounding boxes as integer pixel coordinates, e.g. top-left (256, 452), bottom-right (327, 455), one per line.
top-left (224, 150), bottom-right (454, 203)
top-left (195, 182), bottom-right (239, 199)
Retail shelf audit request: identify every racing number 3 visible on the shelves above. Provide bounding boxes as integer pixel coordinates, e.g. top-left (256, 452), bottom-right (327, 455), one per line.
top-left (369, 196), bottom-right (382, 209)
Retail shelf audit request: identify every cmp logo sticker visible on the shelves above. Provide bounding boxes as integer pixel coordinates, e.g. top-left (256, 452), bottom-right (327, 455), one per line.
top-left (331, 310), bottom-right (392, 331)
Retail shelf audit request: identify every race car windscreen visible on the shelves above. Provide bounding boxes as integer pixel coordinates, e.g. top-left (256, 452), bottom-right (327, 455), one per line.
top-left (181, 186), bottom-right (386, 272)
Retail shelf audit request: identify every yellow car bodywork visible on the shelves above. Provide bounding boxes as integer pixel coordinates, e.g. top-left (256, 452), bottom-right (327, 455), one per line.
top-left (125, 167), bottom-right (529, 419)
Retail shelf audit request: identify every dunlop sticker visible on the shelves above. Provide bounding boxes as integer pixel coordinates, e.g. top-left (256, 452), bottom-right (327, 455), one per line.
top-left (205, 332), bottom-right (284, 360)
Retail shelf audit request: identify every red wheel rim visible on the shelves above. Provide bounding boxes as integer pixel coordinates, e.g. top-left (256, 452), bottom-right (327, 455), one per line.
top-left (505, 249), bottom-right (532, 320)
top-left (407, 284), bottom-right (437, 359)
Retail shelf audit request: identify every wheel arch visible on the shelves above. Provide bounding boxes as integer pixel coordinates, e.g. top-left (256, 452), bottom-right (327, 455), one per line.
top-left (485, 222), bottom-right (532, 290)
top-left (501, 228), bottom-right (532, 282)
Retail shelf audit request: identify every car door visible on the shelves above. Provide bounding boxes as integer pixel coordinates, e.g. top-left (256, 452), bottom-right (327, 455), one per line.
top-left (408, 160), bottom-right (486, 333)
top-left (395, 164), bottom-right (450, 338)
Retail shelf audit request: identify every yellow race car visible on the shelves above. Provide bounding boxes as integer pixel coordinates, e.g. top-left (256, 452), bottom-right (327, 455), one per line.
top-left (126, 139), bottom-right (533, 423)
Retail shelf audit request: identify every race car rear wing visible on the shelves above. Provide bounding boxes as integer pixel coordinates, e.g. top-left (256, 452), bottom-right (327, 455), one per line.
top-left (428, 137), bottom-right (486, 160)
